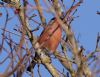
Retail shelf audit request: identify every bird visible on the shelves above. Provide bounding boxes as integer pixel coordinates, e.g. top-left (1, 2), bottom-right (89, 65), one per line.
top-left (38, 17), bottom-right (62, 53)
top-left (27, 18), bottom-right (62, 72)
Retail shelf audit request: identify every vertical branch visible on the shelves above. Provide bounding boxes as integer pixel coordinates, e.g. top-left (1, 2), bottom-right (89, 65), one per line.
top-left (34, 0), bottom-right (46, 27)
top-left (54, 51), bottom-right (76, 77)
top-left (52, 0), bottom-right (63, 17)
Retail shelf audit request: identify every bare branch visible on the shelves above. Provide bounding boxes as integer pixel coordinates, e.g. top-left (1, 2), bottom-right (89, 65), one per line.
top-left (34, 0), bottom-right (46, 27)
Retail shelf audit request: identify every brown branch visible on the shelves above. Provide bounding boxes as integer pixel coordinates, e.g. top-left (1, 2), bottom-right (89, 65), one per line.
top-left (55, 15), bottom-right (80, 66)
top-left (53, 1), bottom-right (92, 76)
top-left (0, 27), bottom-right (28, 40)
top-left (64, 0), bottom-right (83, 20)
top-left (34, 0), bottom-right (46, 27)
top-left (5, 55), bottom-right (26, 77)
top-left (54, 51), bottom-right (76, 77)
top-left (52, 0), bottom-right (63, 17)
top-left (16, 1), bottom-right (61, 77)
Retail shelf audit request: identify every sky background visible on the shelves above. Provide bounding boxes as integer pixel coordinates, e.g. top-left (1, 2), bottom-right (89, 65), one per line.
top-left (0, 0), bottom-right (100, 77)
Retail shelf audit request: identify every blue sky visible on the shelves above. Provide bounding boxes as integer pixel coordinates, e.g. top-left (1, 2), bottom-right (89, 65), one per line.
top-left (0, 0), bottom-right (100, 77)
top-left (71, 0), bottom-right (100, 51)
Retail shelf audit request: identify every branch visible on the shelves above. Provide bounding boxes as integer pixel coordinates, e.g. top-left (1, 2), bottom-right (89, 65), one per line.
top-left (17, 1), bottom-right (61, 76)
top-left (64, 0), bottom-right (83, 19)
top-left (52, 0), bottom-right (63, 17)
top-left (54, 51), bottom-right (76, 77)
top-left (5, 55), bottom-right (26, 77)
top-left (34, 43), bottom-right (61, 77)
top-left (34, 0), bottom-right (46, 27)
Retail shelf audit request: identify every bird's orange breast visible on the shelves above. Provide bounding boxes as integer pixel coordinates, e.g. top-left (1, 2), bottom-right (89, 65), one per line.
top-left (38, 20), bottom-right (62, 52)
